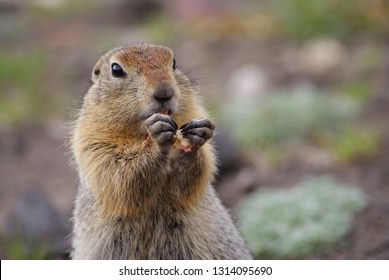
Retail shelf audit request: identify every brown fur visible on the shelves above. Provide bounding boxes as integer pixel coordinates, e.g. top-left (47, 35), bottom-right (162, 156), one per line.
top-left (70, 43), bottom-right (251, 259)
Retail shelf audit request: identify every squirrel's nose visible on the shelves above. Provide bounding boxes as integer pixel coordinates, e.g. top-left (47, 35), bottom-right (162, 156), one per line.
top-left (153, 83), bottom-right (174, 103)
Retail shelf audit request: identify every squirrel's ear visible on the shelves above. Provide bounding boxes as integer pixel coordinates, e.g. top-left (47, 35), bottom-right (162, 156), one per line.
top-left (93, 68), bottom-right (100, 76)
top-left (91, 61), bottom-right (102, 83)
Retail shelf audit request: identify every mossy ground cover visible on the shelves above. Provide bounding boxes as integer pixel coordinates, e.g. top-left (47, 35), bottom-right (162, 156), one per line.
top-left (239, 176), bottom-right (367, 259)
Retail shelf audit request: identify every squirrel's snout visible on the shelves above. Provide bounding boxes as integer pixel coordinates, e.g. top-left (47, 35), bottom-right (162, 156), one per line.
top-left (153, 83), bottom-right (175, 103)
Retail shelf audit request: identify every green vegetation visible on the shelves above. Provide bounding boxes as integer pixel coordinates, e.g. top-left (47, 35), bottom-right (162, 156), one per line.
top-left (1, 236), bottom-right (50, 260)
top-left (30, 0), bottom-right (97, 19)
top-left (353, 44), bottom-right (385, 77)
top-left (269, 0), bottom-right (388, 40)
top-left (339, 82), bottom-right (373, 104)
top-left (239, 176), bottom-right (367, 259)
top-left (319, 125), bottom-right (381, 163)
top-left (142, 12), bottom-right (176, 44)
top-left (0, 51), bottom-right (48, 125)
top-left (219, 87), bottom-right (358, 148)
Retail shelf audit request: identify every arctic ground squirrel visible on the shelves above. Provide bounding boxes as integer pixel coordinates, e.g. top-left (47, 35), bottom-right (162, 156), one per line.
top-left (70, 43), bottom-right (252, 259)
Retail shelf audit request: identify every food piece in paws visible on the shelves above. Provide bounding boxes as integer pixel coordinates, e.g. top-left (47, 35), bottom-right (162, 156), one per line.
top-left (173, 130), bottom-right (193, 153)
top-left (161, 108), bottom-right (169, 115)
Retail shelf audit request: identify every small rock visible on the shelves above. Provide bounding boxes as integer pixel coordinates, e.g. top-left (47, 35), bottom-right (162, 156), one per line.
top-left (300, 38), bottom-right (346, 75)
top-left (228, 64), bottom-right (268, 101)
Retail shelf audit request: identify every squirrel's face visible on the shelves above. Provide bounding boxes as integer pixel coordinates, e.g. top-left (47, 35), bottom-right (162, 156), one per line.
top-left (84, 44), bottom-right (192, 131)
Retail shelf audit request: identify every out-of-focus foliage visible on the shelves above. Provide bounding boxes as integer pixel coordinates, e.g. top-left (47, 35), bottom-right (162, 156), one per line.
top-left (1, 235), bottom-right (50, 260)
top-left (143, 0), bottom-right (389, 41)
top-left (318, 126), bottom-right (381, 163)
top-left (143, 12), bottom-right (175, 44)
top-left (239, 176), bottom-right (367, 259)
top-left (0, 51), bottom-right (47, 125)
top-left (269, 0), bottom-right (389, 40)
top-left (339, 81), bottom-right (373, 104)
top-left (219, 87), bottom-right (358, 148)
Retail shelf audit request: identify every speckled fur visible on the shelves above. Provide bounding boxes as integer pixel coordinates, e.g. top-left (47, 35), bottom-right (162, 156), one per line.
top-left (70, 43), bottom-right (252, 259)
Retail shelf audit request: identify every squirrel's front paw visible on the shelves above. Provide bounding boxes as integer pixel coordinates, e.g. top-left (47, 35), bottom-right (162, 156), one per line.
top-left (179, 118), bottom-right (215, 150)
top-left (145, 113), bottom-right (178, 150)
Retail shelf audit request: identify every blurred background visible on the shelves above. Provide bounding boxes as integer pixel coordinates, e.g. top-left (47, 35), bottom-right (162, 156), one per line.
top-left (0, 0), bottom-right (388, 259)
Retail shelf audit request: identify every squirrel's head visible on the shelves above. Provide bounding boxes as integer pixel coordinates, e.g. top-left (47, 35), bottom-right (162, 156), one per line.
top-left (81, 44), bottom-right (197, 135)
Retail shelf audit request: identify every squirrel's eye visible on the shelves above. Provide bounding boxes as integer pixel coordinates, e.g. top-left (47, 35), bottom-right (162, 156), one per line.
top-left (172, 58), bottom-right (176, 70)
top-left (111, 63), bottom-right (126, 78)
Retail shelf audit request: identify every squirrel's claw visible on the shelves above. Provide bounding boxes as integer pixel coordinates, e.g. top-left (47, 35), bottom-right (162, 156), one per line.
top-left (145, 113), bottom-right (178, 150)
top-left (178, 118), bottom-right (215, 151)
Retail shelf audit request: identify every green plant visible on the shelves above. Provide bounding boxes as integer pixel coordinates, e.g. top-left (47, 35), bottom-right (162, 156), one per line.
top-left (339, 81), bottom-right (373, 104)
top-left (219, 87), bottom-right (358, 148)
top-left (0, 51), bottom-right (48, 126)
top-left (238, 176), bottom-right (367, 259)
top-left (1, 235), bottom-right (50, 260)
top-left (142, 11), bottom-right (176, 44)
top-left (269, 0), bottom-right (369, 40)
top-left (319, 125), bottom-right (381, 163)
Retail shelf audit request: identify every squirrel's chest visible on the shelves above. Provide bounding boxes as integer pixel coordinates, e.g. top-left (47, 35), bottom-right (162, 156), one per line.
top-left (106, 212), bottom-right (192, 259)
